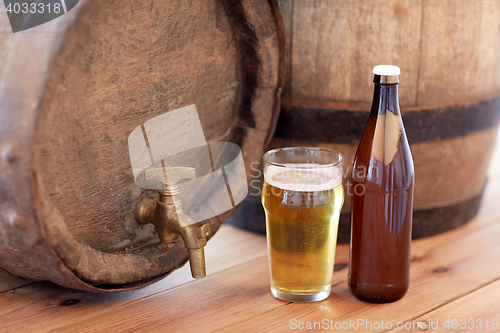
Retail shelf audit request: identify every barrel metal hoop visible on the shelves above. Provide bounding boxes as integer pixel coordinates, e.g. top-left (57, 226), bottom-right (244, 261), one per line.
top-left (277, 96), bottom-right (500, 144)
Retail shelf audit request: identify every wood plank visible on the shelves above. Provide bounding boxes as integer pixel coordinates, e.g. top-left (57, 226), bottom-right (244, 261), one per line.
top-left (203, 224), bottom-right (267, 275)
top-left (289, 0), bottom-right (422, 107)
top-left (417, 0), bottom-right (500, 106)
top-left (18, 215), bottom-right (500, 333)
top-left (391, 278), bottom-right (500, 332)
top-left (0, 245), bottom-right (349, 333)
top-left (0, 278), bottom-right (32, 294)
top-left (1, 259), bottom-right (281, 333)
top-left (215, 221), bottom-right (500, 333)
top-left (0, 224), bottom-right (268, 332)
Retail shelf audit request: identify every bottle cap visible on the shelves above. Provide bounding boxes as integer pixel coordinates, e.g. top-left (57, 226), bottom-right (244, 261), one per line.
top-left (373, 65), bottom-right (400, 84)
top-left (373, 65), bottom-right (401, 76)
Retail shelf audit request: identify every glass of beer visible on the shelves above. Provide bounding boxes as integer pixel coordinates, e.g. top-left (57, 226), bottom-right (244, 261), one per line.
top-left (261, 147), bottom-right (344, 302)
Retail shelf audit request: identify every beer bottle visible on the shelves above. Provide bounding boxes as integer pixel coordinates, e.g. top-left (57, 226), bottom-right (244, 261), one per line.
top-left (348, 65), bottom-right (414, 303)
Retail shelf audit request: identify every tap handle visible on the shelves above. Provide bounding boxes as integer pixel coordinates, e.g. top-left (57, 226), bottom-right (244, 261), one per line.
top-left (143, 165), bottom-right (196, 191)
top-left (181, 221), bottom-right (210, 247)
top-left (193, 223), bottom-right (211, 247)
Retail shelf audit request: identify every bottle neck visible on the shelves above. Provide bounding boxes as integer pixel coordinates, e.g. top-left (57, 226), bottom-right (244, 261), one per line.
top-left (369, 83), bottom-right (400, 117)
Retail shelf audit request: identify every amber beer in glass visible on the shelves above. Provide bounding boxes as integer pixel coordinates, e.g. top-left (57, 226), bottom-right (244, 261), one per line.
top-left (262, 148), bottom-right (344, 302)
top-left (349, 65), bottom-right (415, 303)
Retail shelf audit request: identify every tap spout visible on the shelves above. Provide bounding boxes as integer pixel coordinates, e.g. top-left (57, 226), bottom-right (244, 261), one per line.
top-left (136, 186), bottom-right (211, 278)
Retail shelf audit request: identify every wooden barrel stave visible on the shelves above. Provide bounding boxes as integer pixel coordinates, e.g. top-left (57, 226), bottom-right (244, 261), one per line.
top-left (280, 0), bottom-right (500, 109)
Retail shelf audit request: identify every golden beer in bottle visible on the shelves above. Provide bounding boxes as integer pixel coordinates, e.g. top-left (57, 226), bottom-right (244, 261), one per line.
top-left (262, 148), bottom-right (344, 302)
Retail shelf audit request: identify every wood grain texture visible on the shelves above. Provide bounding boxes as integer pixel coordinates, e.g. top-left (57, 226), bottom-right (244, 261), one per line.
top-left (217, 222), bottom-right (500, 333)
top-left (0, 258), bottom-right (282, 333)
top-left (289, 0), bottom-right (422, 107)
top-left (411, 126), bottom-right (498, 209)
top-left (25, 217), bottom-right (500, 333)
top-left (0, 224), bottom-right (269, 332)
top-left (0, 0), bottom-right (284, 290)
top-left (417, 0), bottom-right (500, 106)
top-left (391, 279), bottom-right (500, 332)
top-left (5, 246), bottom-right (349, 333)
top-left (36, 0), bottom-right (240, 253)
top-left (285, 0), bottom-right (500, 108)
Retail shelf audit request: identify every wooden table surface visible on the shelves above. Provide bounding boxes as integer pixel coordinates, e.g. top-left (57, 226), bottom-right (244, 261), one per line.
top-left (1, 143), bottom-right (499, 333)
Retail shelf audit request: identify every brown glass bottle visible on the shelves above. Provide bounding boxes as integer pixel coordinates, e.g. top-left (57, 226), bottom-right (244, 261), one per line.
top-left (348, 66), bottom-right (414, 303)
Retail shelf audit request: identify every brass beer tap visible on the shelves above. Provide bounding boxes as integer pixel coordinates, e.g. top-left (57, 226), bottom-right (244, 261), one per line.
top-left (135, 166), bottom-right (211, 278)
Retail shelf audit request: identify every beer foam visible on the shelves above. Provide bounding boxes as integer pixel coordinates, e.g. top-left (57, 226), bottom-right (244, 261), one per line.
top-left (264, 164), bottom-right (342, 192)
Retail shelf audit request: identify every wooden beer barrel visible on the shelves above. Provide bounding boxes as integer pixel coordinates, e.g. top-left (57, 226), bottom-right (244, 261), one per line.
top-left (228, 0), bottom-right (500, 242)
top-left (0, 0), bottom-right (284, 291)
